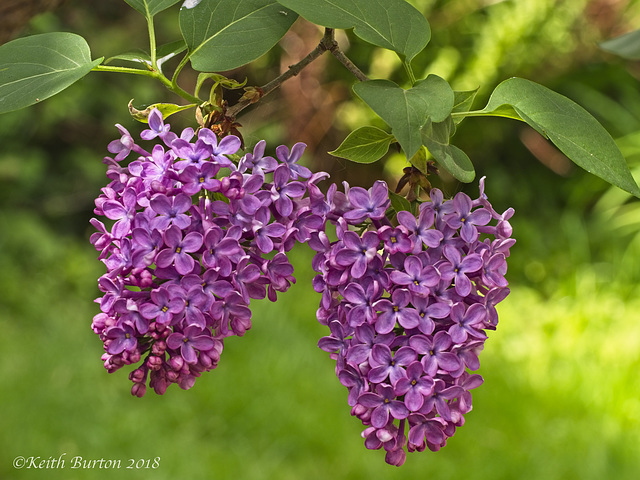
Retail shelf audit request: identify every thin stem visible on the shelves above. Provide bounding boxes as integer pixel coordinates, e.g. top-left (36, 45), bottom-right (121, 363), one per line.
top-left (147, 16), bottom-right (158, 69)
top-left (92, 65), bottom-right (201, 105)
top-left (171, 54), bottom-right (190, 88)
top-left (92, 64), bottom-right (156, 77)
top-left (403, 61), bottom-right (416, 86)
top-left (329, 47), bottom-right (368, 82)
top-left (451, 110), bottom-right (525, 122)
top-left (227, 28), bottom-right (368, 118)
top-left (227, 28), bottom-right (369, 119)
top-left (227, 29), bottom-right (333, 119)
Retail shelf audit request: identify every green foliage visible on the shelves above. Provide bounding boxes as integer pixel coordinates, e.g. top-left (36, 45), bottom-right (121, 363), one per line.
top-left (599, 29), bottom-right (640, 60)
top-left (478, 78), bottom-right (640, 197)
top-left (451, 89), bottom-right (479, 125)
top-left (421, 117), bottom-right (474, 182)
top-left (353, 75), bottom-right (454, 160)
top-left (124, 0), bottom-right (183, 19)
top-left (388, 190), bottom-right (412, 214)
top-left (0, 33), bottom-right (102, 114)
top-left (277, 0), bottom-right (431, 62)
top-left (329, 126), bottom-right (395, 164)
top-left (128, 101), bottom-right (196, 122)
top-left (179, 0), bottom-right (297, 71)
top-left (105, 40), bottom-right (187, 70)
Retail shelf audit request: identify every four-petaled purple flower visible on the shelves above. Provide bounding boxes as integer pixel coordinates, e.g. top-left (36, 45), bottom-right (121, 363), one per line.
top-left (374, 288), bottom-right (420, 334)
top-left (368, 344), bottom-right (417, 385)
top-left (105, 323), bottom-right (138, 355)
top-left (167, 325), bottom-right (215, 364)
top-left (335, 230), bottom-right (380, 278)
top-left (445, 191), bottom-right (492, 243)
top-left (141, 108), bottom-right (171, 141)
top-left (389, 255), bottom-right (440, 297)
top-left (344, 180), bottom-right (390, 223)
top-left (275, 142), bottom-right (312, 179)
top-left (394, 361), bottom-right (435, 411)
top-left (149, 193), bottom-right (192, 231)
top-left (101, 187), bottom-right (138, 238)
top-left (438, 245), bottom-right (483, 297)
top-left (156, 225), bottom-right (203, 275)
top-left (358, 384), bottom-right (410, 429)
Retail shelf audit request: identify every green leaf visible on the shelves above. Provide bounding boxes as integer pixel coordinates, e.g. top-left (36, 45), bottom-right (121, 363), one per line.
top-left (389, 191), bottom-right (412, 214)
top-left (452, 88), bottom-right (478, 125)
top-left (0, 33), bottom-right (103, 114)
top-left (277, 0), bottom-right (430, 62)
top-left (329, 126), bottom-right (395, 163)
top-left (156, 39), bottom-right (188, 60)
top-left (105, 50), bottom-right (151, 66)
top-left (180, 0), bottom-right (297, 72)
top-left (124, 0), bottom-right (182, 18)
top-left (408, 144), bottom-right (429, 175)
top-left (353, 75), bottom-right (454, 160)
top-left (128, 100), bottom-right (196, 122)
top-left (105, 41), bottom-right (186, 67)
top-left (599, 29), bottom-right (640, 60)
top-left (422, 117), bottom-right (475, 183)
top-left (482, 77), bottom-right (640, 196)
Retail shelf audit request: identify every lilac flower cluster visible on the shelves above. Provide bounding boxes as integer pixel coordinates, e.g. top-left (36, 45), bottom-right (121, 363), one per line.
top-left (91, 109), bottom-right (327, 396)
top-left (310, 179), bottom-right (514, 466)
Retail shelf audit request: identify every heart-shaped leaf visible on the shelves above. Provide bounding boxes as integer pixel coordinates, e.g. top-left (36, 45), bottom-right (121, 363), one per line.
top-left (0, 33), bottom-right (103, 114)
top-left (124, 0), bottom-right (182, 18)
top-left (481, 77), bottom-right (640, 196)
top-left (422, 117), bottom-right (475, 183)
top-left (353, 75), bottom-right (454, 160)
top-left (277, 0), bottom-right (430, 62)
top-left (329, 126), bottom-right (395, 164)
top-left (180, 0), bottom-right (297, 72)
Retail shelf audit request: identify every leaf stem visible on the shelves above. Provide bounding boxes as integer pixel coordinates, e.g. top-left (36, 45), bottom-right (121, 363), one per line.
top-left (451, 110), bottom-right (525, 121)
top-left (403, 61), bottom-right (416, 86)
top-left (147, 16), bottom-right (158, 69)
top-left (92, 64), bottom-right (201, 105)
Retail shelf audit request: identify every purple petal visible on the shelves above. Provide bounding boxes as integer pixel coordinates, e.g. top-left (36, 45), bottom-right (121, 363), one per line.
top-left (181, 232), bottom-right (204, 252)
top-left (181, 343), bottom-right (198, 364)
top-left (371, 405), bottom-right (391, 429)
top-left (216, 135), bottom-right (241, 154)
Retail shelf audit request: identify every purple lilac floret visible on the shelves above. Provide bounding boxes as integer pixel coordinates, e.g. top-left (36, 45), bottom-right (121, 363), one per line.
top-left (310, 178), bottom-right (514, 466)
top-left (92, 108), bottom-right (325, 397)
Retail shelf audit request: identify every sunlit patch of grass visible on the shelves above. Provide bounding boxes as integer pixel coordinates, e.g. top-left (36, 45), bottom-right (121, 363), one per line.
top-left (1, 215), bottom-right (639, 479)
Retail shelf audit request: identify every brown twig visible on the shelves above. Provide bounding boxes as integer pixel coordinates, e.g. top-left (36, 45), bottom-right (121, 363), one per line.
top-left (226, 28), bottom-right (369, 120)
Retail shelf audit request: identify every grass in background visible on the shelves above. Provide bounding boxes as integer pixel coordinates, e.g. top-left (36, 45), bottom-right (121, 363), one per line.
top-left (1, 212), bottom-right (639, 480)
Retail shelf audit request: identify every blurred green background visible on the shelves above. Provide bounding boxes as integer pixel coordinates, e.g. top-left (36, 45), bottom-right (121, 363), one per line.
top-left (2, 0), bottom-right (640, 478)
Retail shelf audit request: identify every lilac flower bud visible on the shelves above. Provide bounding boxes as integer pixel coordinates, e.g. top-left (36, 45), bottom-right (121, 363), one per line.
top-left (131, 383), bottom-right (147, 398)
